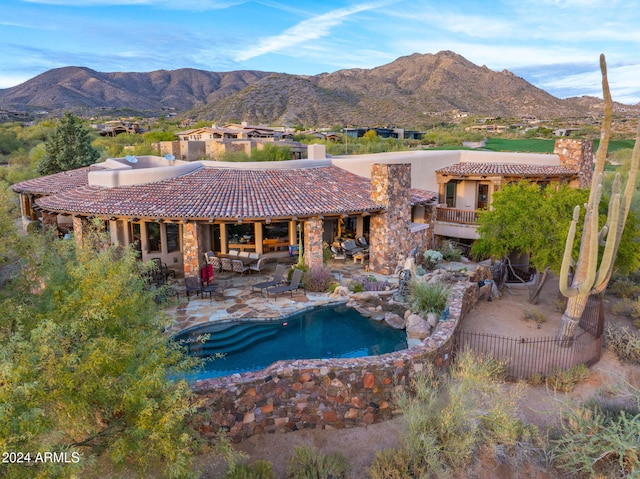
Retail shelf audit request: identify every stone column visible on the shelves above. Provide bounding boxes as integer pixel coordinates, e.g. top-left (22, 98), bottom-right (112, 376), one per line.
top-left (72, 216), bottom-right (86, 248)
top-left (304, 217), bottom-right (324, 269)
top-left (369, 163), bottom-right (412, 275)
top-left (182, 222), bottom-right (203, 278)
top-left (554, 138), bottom-right (594, 188)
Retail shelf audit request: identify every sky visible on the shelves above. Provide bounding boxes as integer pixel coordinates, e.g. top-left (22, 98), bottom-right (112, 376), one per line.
top-left (1, 0), bottom-right (640, 105)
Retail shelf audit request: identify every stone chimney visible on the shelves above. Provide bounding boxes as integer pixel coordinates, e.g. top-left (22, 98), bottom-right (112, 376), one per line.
top-left (369, 163), bottom-right (412, 275)
top-left (554, 138), bottom-right (594, 188)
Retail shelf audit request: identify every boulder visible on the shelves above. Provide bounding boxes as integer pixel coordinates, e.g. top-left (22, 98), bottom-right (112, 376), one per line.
top-left (406, 313), bottom-right (423, 329)
top-left (384, 312), bottom-right (405, 329)
top-left (403, 309), bottom-right (412, 320)
top-left (332, 285), bottom-right (350, 298)
top-left (426, 312), bottom-right (439, 328)
top-left (406, 317), bottom-right (431, 340)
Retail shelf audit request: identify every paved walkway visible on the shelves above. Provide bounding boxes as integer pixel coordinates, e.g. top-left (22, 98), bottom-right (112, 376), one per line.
top-left (164, 259), bottom-right (393, 334)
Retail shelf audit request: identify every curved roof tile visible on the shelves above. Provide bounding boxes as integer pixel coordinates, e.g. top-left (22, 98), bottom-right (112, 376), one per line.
top-left (31, 165), bottom-right (435, 220)
top-left (436, 162), bottom-right (578, 177)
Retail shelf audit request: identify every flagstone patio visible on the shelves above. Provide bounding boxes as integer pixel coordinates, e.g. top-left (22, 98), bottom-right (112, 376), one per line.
top-left (164, 259), bottom-right (393, 334)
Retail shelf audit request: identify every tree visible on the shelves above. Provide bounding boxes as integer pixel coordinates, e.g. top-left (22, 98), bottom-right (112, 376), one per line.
top-left (557, 54), bottom-right (640, 343)
top-left (36, 112), bottom-right (100, 175)
top-left (472, 182), bottom-right (590, 304)
top-left (0, 219), bottom-right (200, 478)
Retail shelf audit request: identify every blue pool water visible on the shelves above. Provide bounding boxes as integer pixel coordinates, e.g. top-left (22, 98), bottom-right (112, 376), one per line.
top-left (174, 305), bottom-right (407, 379)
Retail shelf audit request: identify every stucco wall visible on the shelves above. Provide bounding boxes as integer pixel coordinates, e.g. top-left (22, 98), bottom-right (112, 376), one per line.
top-left (190, 280), bottom-right (479, 442)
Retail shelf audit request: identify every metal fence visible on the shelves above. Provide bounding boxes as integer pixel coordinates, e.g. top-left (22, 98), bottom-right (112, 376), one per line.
top-left (454, 296), bottom-right (604, 381)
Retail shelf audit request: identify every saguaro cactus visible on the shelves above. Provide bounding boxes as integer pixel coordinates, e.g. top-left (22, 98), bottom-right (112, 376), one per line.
top-left (557, 54), bottom-right (640, 343)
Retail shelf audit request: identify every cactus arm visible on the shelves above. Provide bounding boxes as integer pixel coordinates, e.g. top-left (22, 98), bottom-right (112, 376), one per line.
top-left (594, 192), bottom-right (621, 288)
top-left (559, 205), bottom-right (581, 297)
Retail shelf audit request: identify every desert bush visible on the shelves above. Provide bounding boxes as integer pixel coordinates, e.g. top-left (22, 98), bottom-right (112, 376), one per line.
top-left (409, 280), bottom-right (450, 316)
top-left (523, 308), bottom-right (547, 324)
top-left (395, 351), bottom-right (537, 477)
top-left (439, 242), bottom-right (463, 262)
top-left (552, 403), bottom-right (640, 478)
top-left (545, 364), bottom-right (590, 392)
top-left (303, 265), bottom-right (333, 292)
top-left (423, 249), bottom-right (443, 270)
top-left (610, 297), bottom-right (640, 319)
top-left (225, 460), bottom-right (275, 479)
top-left (368, 447), bottom-right (419, 479)
top-left (527, 373), bottom-right (544, 386)
top-left (608, 277), bottom-right (640, 298)
top-left (286, 445), bottom-right (349, 479)
top-left (605, 324), bottom-right (640, 364)
top-left (348, 275), bottom-right (390, 292)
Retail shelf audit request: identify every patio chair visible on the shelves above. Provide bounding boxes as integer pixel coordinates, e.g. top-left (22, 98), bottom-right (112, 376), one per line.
top-left (150, 257), bottom-right (175, 284)
top-left (266, 268), bottom-right (303, 299)
top-left (248, 252), bottom-right (260, 260)
top-left (331, 245), bottom-right (346, 261)
top-left (356, 236), bottom-right (369, 248)
top-left (341, 239), bottom-right (364, 258)
top-left (238, 251), bottom-right (251, 258)
top-left (231, 259), bottom-right (249, 275)
top-left (208, 255), bottom-right (222, 273)
top-left (249, 257), bottom-right (267, 274)
top-left (251, 263), bottom-right (288, 294)
top-left (204, 250), bottom-right (215, 263)
top-left (228, 249), bottom-right (239, 257)
top-left (220, 257), bottom-right (233, 272)
top-left (184, 276), bottom-right (203, 299)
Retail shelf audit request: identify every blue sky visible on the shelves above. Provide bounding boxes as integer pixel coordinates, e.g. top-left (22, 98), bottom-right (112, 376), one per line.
top-left (2, 0), bottom-right (640, 104)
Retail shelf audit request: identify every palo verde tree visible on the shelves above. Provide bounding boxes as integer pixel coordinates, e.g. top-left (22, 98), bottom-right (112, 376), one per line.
top-left (0, 216), bottom-right (200, 478)
top-left (557, 54), bottom-right (640, 343)
top-left (36, 112), bottom-right (100, 176)
top-left (472, 182), bottom-right (589, 304)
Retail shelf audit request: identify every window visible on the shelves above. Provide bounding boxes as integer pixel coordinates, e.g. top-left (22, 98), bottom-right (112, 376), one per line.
top-left (477, 184), bottom-right (489, 209)
top-left (445, 181), bottom-right (457, 207)
top-left (146, 222), bottom-right (161, 252)
top-left (166, 224), bottom-right (180, 253)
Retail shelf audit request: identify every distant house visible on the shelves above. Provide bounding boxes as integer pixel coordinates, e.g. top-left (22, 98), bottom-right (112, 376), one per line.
top-left (161, 123), bottom-right (305, 161)
top-left (96, 120), bottom-right (142, 137)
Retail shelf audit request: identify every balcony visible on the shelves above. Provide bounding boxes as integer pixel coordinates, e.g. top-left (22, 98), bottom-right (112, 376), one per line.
top-left (434, 207), bottom-right (479, 240)
top-left (435, 207), bottom-right (478, 224)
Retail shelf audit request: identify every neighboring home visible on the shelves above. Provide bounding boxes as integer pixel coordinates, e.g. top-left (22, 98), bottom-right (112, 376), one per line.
top-left (159, 123), bottom-right (305, 161)
top-left (95, 120), bottom-right (143, 137)
top-left (341, 127), bottom-right (424, 140)
top-left (12, 139), bottom-right (591, 278)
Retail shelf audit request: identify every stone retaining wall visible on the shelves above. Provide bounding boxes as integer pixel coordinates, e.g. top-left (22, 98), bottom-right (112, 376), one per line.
top-left (191, 280), bottom-right (479, 442)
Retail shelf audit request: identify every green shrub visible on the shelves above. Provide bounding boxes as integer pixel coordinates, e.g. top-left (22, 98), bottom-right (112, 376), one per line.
top-left (605, 324), bottom-right (640, 364)
top-left (422, 249), bottom-right (443, 270)
top-left (545, 364), bottom-right (590, 392)
top-left (552, 404), bottom-right (640, 478)
top-left (409, 280), bottom-right (450, 316)
top-left (225, 461), bottom-right (275, 479)
top-left (26, 220), bottom-right (42, 235)
top-left (439, 242), bottom-right (463, 262)
top-left (286, 446), bottom-right (349, 479)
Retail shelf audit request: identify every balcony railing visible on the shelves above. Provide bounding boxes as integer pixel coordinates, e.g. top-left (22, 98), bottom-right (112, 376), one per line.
top-left (436, 207), bottom-right (478, 224)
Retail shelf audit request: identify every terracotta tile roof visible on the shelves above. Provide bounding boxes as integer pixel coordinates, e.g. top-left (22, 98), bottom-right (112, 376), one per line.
top-left (31, 165), bottom-right (434, 220)
top-left (436, 162), bottom-right (578, 177)
top-left (11, 165), bottom-right (105, 195)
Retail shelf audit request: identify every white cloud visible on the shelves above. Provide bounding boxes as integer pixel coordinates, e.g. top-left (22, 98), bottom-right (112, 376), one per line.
top-left (234, 1), bottom-right (394, 62)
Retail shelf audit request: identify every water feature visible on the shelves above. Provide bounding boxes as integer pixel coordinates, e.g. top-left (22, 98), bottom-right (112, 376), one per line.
top-left (174, 304), bottom-right (407, 380)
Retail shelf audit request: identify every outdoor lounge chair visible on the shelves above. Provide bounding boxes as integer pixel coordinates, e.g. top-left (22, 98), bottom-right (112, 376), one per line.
top-left (251, 264), bottom-right (288, 294)
top-left (266, 268), bottom-right (303, 299)
top-left (331, 245), bottom-right (346, 261)
top-left (341, 239), bottom-right (364, 258)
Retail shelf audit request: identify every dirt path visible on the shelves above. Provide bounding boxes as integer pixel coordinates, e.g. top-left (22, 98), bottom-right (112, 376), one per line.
top-left (193, 276), bottom-right (640, 479)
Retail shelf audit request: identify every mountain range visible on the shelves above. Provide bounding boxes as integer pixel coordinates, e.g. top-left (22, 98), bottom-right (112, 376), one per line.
top-left (1, 51), bottom-right (636, 127)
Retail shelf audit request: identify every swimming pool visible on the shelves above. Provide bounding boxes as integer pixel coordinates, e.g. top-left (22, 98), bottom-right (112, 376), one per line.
top-left (174, 304), bottom-right (408, 379)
